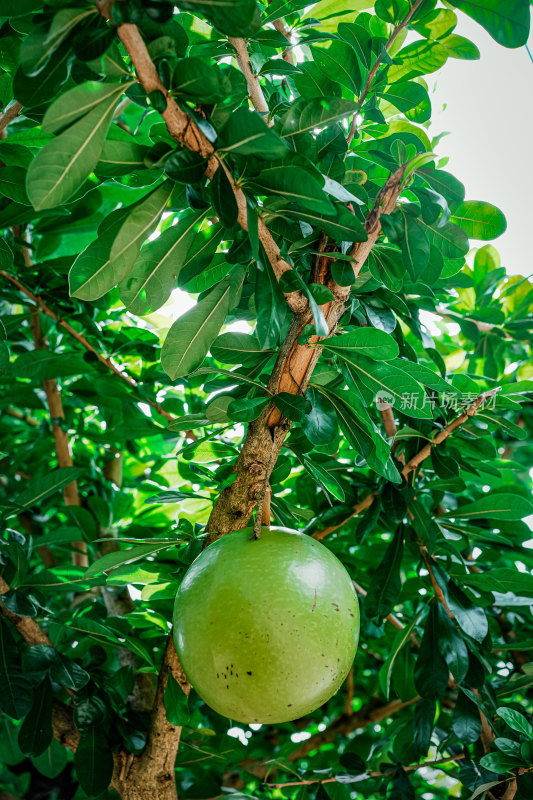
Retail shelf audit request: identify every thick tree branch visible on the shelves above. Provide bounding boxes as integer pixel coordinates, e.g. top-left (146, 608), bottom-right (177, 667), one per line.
top-left (229, 37), bottom-right (271, 121)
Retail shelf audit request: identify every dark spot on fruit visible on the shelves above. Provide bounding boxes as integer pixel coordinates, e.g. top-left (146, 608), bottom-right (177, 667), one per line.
top-left (217, 673), bottom-right (219, 678)
top-left (226, 685), bottom-right (229, 689)
top-left (247, 671), bottom-right (252, 676)
top-left (288, 704), bottom-right (293, 707)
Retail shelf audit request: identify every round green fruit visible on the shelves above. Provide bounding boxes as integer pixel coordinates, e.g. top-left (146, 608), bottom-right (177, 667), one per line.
top-left (173, 526), bottom-right (359, 723)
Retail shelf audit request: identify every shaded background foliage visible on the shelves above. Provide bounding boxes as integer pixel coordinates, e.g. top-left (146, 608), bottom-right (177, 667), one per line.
top-left (0, 0), bottom-right (533, 799)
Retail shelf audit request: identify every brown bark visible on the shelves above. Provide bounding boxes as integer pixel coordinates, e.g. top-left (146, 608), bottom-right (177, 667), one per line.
top-left (0, 575), bottom-right (52, 646)
top-left (112, 638), bottom-right (190, 800)
top-left (228, 37), bottom-right (271, 121)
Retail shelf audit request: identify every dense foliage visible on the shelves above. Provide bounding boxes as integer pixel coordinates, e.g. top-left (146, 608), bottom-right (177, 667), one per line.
top-left (0, 0), bottom-right (532, 799)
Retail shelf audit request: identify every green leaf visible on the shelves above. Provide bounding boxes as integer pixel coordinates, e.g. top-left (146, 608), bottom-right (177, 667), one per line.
top-left (312, 42), bottom-right (362, 94)
top-left (323, 328), bottom-right (399, 361)
top-left (414, 603), bottom-right (449, 699)
top-left (175, 0), bottom-right (260, 37)
top-left (278, 97), bottom-right (357, 137)
top-left (419, 219), bottom-right (469, 259)
top-left (18, 679), bottom-right (53, 757)
top-left (164, 673), bottom-right (191, 726)
top-left (497, 707), bottom-right (533, 738)
top-left (366, 245), bottom-right (405, 291)
top-left (211, 332), bottom-right (270, 365)
top-left (74, 728), bottom-right (114, 797)
top-left (440, 493), bottom-right (533, 521)
top-left (299, 454), bottom-right (345, 501)
top-left (13, 467), bottom-right (83, 511)
top-left (85, 542), bottom-right (177, 578)
top-left (70, 182), bottom-right (173, 301)
top-left (210, 166), bottom-right (239, 228)
top-left (452, 689), bottom-right (482, 744)
top-left (440, 33), bottom-right (480, 59)
top-left (365, 526), bottom-right (404, 622)
top-left (26, 87), bottom-right (124, 210)
top-left (274, 202), bottom-right (367, 243)
top-left (451, 201), bottom-right (507, 240)
top-left (436, 603), bottom-right (469, 684)
top-left (248, 165), bottom-right (333, 215)
top-left (0, 166), bottom-right (30, 204)
top-left (227, 395), bottom-right (270, 422)
top-left (479, 751), bottom-right (524, 773)
top-left (399, 211), bottom-right (430, 279)
top-left (301, 386), bottom-right (338, 446)
top-left (381, 612), bottom-right (422, 699)
top-left (161, 267), bottom-right (245, 379)
top-left (120, 208), bottom-right (207, 315)
top-left (449, 0), bottom-right (530, 48)
top-left (42, 81), bottom-right (129, 134)
top-left (335, 352), bottom-right (431, 420)
top-left (274, 392), bottom-right (312, 422)
top-left (217, 108), bottom-right (287, 157)
top-left (0, 621), bottom-right (33, 719)
top-left (31, 740), bottom-right (68, 779)
top-left (380, 81), bottom-right (431, 122)
top-left (456, 569), bottom-right (533, 598)
top-left (388, 40), bottom-right (448, 83)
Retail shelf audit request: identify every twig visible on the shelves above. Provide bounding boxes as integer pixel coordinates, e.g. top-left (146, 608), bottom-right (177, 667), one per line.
top-left (229, 38), bottom-right (272, 122)
top-left (347, 0), bottom-right (425, 145)
top-left (352, 580), bottom-right (420, 645)
top-left (8, 232), bottom-right (88, 567)
top-left (0, 270), bottom-right (175, 423)
top-left (314, 387), bottom-right (501, 540)
top-left (381, 405), bottom-right (397, 437)
top-left (0, 101), bottom-right (22, 137)
top-left (268, 752), bottom-right (466, 787)
top-left (401, 387), bottom-right (501, 477)
top-left (3, 407), bottom-right (40, 427)
top-left (313, 492), bottom-right (377, 541)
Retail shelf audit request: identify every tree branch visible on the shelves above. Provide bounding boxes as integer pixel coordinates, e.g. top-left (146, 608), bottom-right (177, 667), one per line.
top-left (347, 0), bottom-right (425, 145)
top-left (313, 387), bottom-right (502, 541)
top-left (272, 19), bottom-right (295, 65)
top-left (401, 387), bottom-right (501, 477)
top-left (268, 752), bottom-right (466, 787)
top-left (0, 101), bottom-right (22, 137)
top-left (0, 269), bottom-right (176, 423)
top-left (229, 37), bottom-right (271, 121)
top-left (96, 4), bottom-right (305, 314)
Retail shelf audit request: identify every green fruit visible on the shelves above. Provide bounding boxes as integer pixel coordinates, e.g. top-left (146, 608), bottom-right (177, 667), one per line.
top-left (173, 526), bottom-right (359, 723)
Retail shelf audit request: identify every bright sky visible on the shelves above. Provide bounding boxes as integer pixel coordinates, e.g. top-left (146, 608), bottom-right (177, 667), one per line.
top-left (428, 12), bottom-right (533, 278)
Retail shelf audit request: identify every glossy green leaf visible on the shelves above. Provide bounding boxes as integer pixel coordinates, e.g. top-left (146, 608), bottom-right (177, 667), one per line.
top-left (120, 208), bottom-right (207, 315)
top-left (70, 182), bottom-right (173, 300)
top-left (161, 267), bottom-right (245, 379)
top-left (42, 81), bottom-right (128, 134)
top-left (449, 0), bottom-right (530, 48)
top-left (248, 165), bottom-right (333, 215)
top-left (312, 42), bottom-right (362, 94)
top-left (26, 87), bottom-right (124, 210)
top-left (451, 201), bottom-right (507, 240)
top-left (217, 108), bottom-right (287, 157)
top-left (277, 97), bottom-right (358, 137)
top-left (322, 328), bottom-right (399, 361)
top-left (13, 467), bottom-right (84, 511)
top-left (74, 728), bottom-right (114, 797)
top-left (18, 679), bottom-right (53, 757)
